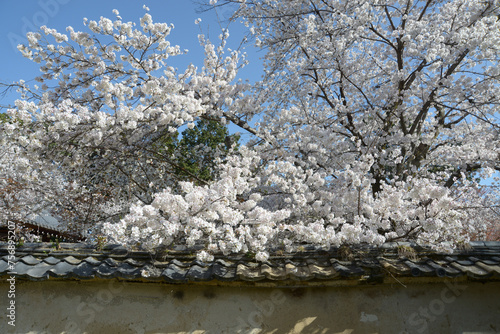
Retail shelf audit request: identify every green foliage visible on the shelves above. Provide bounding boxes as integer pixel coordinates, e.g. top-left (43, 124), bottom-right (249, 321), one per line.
top-left (177, 119), bottom-right (239, 183)
top-left (153, 119), bottom-right (240, 184)
top-left (0, 113), bottom-right (10, 123)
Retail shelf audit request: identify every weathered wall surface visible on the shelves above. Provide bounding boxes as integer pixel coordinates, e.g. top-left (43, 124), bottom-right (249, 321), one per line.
top-left (1, 279), bottom-right (499, 334)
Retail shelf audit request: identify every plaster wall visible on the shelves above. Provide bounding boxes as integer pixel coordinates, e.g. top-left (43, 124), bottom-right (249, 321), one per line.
top-left (1, 280), bottom-right (499, 334)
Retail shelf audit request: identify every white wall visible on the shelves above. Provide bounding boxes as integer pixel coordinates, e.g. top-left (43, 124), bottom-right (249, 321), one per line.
top-left (1, 280), bottom-right (499, 334)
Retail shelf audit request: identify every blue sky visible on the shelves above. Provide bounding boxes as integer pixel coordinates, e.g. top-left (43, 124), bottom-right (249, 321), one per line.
top-left (0, 0), bottom-right (262, 109)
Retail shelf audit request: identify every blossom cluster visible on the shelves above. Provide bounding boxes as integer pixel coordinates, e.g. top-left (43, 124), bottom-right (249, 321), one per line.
top-left (2, 1), bottom-right (499, 261)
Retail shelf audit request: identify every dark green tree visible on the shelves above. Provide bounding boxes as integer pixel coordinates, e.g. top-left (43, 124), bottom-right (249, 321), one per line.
top-left (178, 119), bottom-right (239, 183)
top-left (150, 118), bottom-right (239, 186)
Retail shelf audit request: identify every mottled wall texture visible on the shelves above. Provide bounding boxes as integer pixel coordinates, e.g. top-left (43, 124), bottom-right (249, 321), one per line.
top-left (1, 280), bottom-right (499, 334)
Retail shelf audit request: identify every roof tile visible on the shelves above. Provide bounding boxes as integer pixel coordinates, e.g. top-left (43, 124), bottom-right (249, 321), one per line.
top-left (427, 260), bottom-right (462, 277)
top-left (288, 264), bottom-right (311, 280)
top-left (425, 260), bottom-right (448, 277)
top-left (95, 263), bottom-right (116, 278)
top-left (212, 261), bottom-right (237, 281)
top-left (25, 262), bottom-right (53, 279)
top-left (19, 255), bottom-right (41, 265)
top-left (237, 263), bottom-right (263, 281)
top-left (0, 260), bottom-right (10, 273)
top-left (449, 261), bottom-right (490, 278)
top-left (62, 256), bottom-right (82, 265)
top-left (49, 262), bottom-right (77, 277)
top-left (43, 256), bottom-right (61, 265)
top-left (124, 258), bottom-right (146, 267)
top-left (1, 242), bottom-right (500, 284)
top-left (103, 258), bottom-right (119, 267)
top-left (379, 258), bottom-right (411, 276)
top-left (83, 256), bottom-right (101, 266)
top-left (186, 265), bottom-right (213, 281)
top-left (471, 262), bottom-right (500, 276)
top-left (261, 264), bottom-right (287, 280)
top-left (73, 262), bottom-right (97, 279)
top-left (308, 263), bottom-right (339, 279)
top-left (162, 263), bottom-right (188, 282)
top-left (2, 255), bottom-right (19, 263)
top-left (404, 261), bottom-right (434, 276)
top-left (116, 263), bottom-right (142, 279)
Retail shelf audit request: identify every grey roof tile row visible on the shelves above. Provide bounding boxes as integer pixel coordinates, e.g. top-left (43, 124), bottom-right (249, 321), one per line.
top-left (1, 242), bottom-right (500, 283)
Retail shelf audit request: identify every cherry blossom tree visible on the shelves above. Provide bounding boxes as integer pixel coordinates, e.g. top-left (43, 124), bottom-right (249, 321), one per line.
top-left (2, 0), bottom-right (499, 262)
top-left (1, 7), bottom-right (248, 239)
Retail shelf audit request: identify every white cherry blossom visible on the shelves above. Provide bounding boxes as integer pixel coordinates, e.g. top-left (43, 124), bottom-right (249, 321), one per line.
top-left (2, 1), bottom-right (499, 260)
